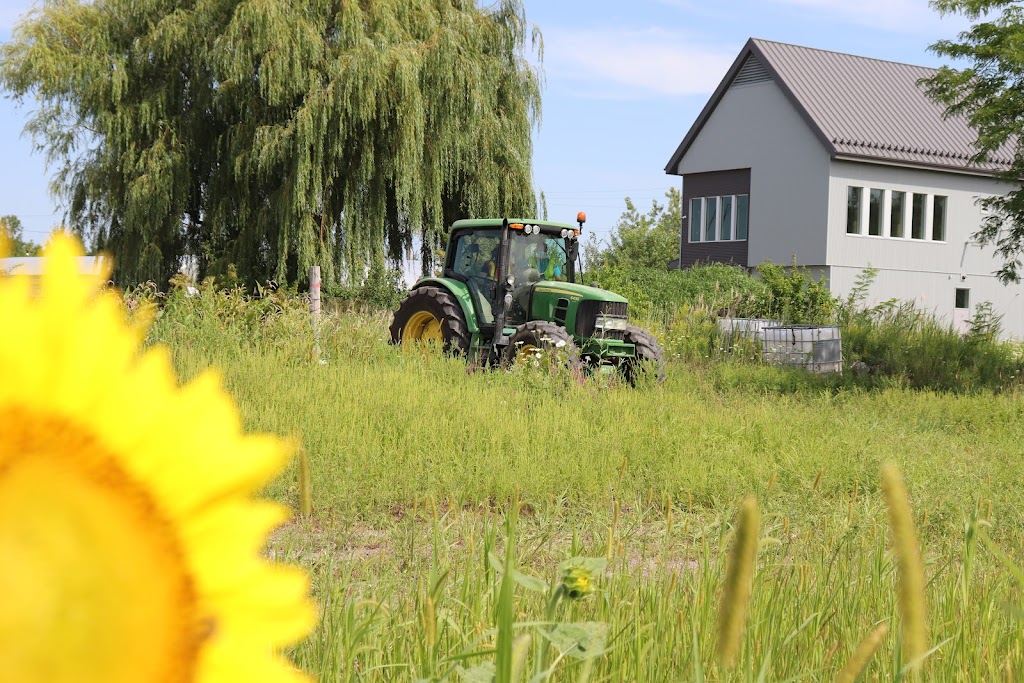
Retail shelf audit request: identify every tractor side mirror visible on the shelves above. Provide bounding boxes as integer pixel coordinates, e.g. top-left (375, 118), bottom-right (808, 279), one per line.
top-left (568, 240), bottom-right (579, 262)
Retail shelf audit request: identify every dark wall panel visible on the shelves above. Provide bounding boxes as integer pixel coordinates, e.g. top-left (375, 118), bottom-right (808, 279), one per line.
top-left (680, 168), bottom-right (751, 269)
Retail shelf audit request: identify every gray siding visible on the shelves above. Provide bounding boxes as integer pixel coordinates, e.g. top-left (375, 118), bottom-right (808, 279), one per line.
top-left (827, 160), bottom-right (1024, 338)
top-left (676, 78), bottom-right (831, 267)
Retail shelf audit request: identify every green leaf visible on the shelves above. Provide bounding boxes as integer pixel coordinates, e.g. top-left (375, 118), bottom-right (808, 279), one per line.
top-left (539, 622), bottom-right (608, 661)
top-left (459, 662), bottom-right (496, 683)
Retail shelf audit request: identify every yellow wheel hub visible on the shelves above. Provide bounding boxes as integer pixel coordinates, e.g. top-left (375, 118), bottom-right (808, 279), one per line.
top-left (515, 342), bottom-right (541, 364)
top-left (402, 311), bottom-right (443, 347)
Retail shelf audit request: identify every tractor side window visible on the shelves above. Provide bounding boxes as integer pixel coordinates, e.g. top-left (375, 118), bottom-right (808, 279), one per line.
top-left (451, 230), bottom-right (499, 327)
top-left (453, 232), bottom-right (499, 281)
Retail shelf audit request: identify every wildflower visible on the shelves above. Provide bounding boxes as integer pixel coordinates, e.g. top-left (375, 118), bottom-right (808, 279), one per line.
top-left (0, 236), bottom-right (316, 682)
top-left (558, 558), bottom-right (606, 600)
top-left (561, 566), bottom-right (593, 599)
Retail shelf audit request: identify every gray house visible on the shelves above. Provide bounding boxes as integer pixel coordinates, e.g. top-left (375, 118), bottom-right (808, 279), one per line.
top-left (665, 38), bottom-right (1024, 338)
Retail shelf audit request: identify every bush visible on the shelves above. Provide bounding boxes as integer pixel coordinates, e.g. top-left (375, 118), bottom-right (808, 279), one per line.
top-left (754, 261), bottom-right (836, 324)
top-left (325, 260), bottom-right (407, 311)
top-left (584, 263), bottom-right (766, 321)
top-left (841, 300), bottom-right (1023, 392)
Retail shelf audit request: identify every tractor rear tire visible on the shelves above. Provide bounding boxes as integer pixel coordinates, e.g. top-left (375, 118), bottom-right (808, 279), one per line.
top-left (389, 286), bottom-right (471, 355)
top-left (621, 325), bottom-right (666, 385)
top-left (501, 321), bottom-right (583, 372)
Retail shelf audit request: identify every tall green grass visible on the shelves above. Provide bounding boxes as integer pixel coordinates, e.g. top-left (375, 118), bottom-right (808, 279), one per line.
top-left (143, 284), bottom-right (1024, 681)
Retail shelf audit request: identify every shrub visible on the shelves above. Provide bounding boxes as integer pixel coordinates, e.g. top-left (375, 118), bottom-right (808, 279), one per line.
top-left (753, 261), bottom-right (836, 324)
top-left (584, 263), bottom-right (766, 321)
top-left (325, 260), bottom-right (407, 311)
top-left (841, 300), bottom-right (1023, 392)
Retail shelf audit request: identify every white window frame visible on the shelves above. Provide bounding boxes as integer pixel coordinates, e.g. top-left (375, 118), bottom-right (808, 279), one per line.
top-left (931, 195), bottom-right (948, 243)
top-left (845, 186), bottom-right (946, 243)
top-left (866, 188), bottom-right (884, 237)
top-left (705, 196), bottom-right (719, 242)
top-left (687, 194), bottom-right (749, 243)
top-left (846, 186), bottom-right (864, 235)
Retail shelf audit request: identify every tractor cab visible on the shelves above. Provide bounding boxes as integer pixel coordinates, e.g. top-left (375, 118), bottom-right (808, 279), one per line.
top-left (445, 219), bottom-right (579, 330)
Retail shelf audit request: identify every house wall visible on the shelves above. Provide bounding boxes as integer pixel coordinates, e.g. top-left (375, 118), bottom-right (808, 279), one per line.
top-left (826, 160), bottom-right (1024, 338)
top-left (676, 78), bottom-right (831, 267)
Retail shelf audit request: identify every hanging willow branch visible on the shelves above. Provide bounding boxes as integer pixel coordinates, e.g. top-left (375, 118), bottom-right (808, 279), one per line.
top-left (0, 0), bottom-right (543, 287)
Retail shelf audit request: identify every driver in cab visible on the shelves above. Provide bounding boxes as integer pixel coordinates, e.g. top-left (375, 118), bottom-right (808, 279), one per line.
top-left (530, 242), bottom-right (562, 281)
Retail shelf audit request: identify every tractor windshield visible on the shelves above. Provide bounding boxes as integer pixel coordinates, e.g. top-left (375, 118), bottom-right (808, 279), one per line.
top-left (508, 232), bottom-right (571, 285)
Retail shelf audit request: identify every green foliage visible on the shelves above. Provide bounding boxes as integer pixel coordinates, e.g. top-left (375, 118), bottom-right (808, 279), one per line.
top-left (754, 261), bottom-right (836, 324)
top-left (325, 259), bottom-right (407, 311)
top-left (584, 189), bottom-right (681, 272)
top-left (1, 0), bottom-right (541, 288)
top-left (585, 263), bottom-right (766, 321)
top-left (0, 215), bottom-right (41, 256)
top-left (833, 267), bottom-right (1023, 392)
top-left (923, 0), bottom-right (1024, 283)
top-left (842, 299), bottom-right (1023, 392)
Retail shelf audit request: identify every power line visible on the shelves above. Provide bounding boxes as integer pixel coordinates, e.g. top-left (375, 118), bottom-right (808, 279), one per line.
top-left (541, 187), bottom-right (674, 195)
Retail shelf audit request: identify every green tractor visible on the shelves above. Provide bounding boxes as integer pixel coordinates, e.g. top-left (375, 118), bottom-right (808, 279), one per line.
top-left (389, 214), bottom-right (664, 384)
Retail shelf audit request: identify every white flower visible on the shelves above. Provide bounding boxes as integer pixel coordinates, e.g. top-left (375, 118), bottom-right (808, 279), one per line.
top-left (555, 340), bottom-right (566, 348)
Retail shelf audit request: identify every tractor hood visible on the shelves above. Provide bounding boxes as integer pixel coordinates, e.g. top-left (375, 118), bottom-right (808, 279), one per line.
top-left (529, 281), bottom-right (628, 304)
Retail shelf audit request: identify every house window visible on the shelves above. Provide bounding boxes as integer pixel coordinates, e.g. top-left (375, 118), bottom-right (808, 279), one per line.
top-left (911, 193), bottom-right (927, 239)
top-left (847, 187), bottom-right (863, 234)
top-left (955, 288), bottom-right (969, 309)
top-left (736, 195), bottom-right (749, 240)
top-left (933, 195), bottom-right (947, 241)
top-left (890, 191), bottom-right (905, 238)
top-left (689, 198), bottom-right (702, 242)
top-left (868, 189), bottom-right (883, 236)
top-left (721, 196), bottom-right (733, 240)
top-left (687, 194), bottom-right (749, 242)
top-left (705, 196), bottom-right (718, 241)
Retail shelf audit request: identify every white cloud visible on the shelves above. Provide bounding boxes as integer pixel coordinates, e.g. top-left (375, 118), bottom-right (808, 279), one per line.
top-left (542, 27), bottom-right (736, 98)
top-left (771, 0), bottom-right (966, 34)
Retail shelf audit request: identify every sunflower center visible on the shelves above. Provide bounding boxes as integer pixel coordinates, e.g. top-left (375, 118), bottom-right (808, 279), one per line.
top-left (0, 408), bottom-right (200, 683)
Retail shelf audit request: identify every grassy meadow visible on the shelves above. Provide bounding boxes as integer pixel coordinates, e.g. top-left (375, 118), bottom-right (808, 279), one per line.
top-left (140, 284), bottom-right (1024, 682)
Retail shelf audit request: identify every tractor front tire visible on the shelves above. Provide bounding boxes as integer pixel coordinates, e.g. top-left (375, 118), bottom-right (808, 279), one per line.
top-left (389, 286), bottom-right (471, 355)
top-left (501, 321), bottom-right (583, 372)
top-left (621, 325), bottom-right (666, 386)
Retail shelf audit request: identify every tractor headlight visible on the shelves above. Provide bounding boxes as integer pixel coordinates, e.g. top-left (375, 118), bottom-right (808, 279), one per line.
top-left (594, 315), bottom-right (628, 332)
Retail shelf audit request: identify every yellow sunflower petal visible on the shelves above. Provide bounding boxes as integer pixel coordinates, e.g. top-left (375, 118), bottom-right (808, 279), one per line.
top-left (0, 235), bottom-right (317, 683)
top-left (199, 636), bottom-right (311, 683)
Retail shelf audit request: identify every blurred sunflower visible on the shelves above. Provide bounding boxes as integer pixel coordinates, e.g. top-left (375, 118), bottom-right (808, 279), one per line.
top-left (0, 235), bottom-right (316, 682)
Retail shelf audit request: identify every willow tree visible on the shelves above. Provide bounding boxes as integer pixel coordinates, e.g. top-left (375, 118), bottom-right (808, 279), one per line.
top-left (0, 0), bottom-right (542, 286)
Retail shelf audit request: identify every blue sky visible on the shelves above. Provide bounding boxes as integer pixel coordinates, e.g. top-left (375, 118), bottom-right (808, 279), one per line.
top-left (0, 0), bottom-right (970, 249)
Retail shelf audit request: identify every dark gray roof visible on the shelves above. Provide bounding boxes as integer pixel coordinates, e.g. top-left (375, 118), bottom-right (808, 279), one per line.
top-left (665, 38), bottom-right (1013, 176)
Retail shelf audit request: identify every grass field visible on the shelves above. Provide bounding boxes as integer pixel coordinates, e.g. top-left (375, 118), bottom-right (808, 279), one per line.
top-left (144, 287), bottom-right (1024, 682)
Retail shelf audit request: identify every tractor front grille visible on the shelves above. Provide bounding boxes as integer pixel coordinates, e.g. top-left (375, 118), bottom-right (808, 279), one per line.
top-left (576, 300), bottom-right (629, 339)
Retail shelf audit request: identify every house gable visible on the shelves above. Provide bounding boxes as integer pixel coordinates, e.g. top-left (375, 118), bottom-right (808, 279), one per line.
top-left (677, 66), bottom-right (831, 267)
top-left (665, 39), bottom-right (836, 175)
top-left (667, 38), bottom-right (1011, 177)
